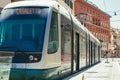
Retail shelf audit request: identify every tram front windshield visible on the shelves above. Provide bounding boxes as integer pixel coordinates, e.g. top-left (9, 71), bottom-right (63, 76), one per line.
top-left (0, 7), bottom-right (48, 52)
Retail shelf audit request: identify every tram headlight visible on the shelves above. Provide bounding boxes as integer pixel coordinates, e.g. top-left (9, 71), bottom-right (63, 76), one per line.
top-left (29, 55), bottom-right (34, 61)
top-left (29, 55), bottom-right (38, 62)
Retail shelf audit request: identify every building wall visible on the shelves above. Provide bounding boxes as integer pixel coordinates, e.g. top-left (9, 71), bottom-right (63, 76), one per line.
top-left (0, 0), bottom-right (11, 13)
top-left (74, 0), bottom-right (111, 55)
top-left (0, 0), bottom-right (10, 7)
top-left (110, 27), bottom-right (120, 57)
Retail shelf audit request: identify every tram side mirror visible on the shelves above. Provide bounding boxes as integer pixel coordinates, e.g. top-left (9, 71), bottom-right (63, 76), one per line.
top-left (0, 52), bottom-right (14, 80)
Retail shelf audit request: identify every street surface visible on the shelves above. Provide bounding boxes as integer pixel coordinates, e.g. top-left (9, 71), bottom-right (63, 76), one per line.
top-left (0, 56), bottom-right (13, 80)
top-left (63, 58), bottom-right (120, 80)
top-left (0, 63), bottom-right (11, 80)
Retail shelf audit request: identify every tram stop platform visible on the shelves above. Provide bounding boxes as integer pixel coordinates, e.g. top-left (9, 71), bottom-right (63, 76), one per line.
top-left (63, 58), bottom-right (120, 80)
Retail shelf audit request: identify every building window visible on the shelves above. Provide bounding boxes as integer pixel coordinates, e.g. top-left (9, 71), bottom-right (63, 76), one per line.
top-left (70, 1), bottom-right (73, 9)
top-left (64, 0), bottom-right (73, 9)
top-left (0, 7), bottom-right (2, 14)
top-left (64, 0), bottom-right (67, 3)
top-left (113, 36), bottom-right (117, 39)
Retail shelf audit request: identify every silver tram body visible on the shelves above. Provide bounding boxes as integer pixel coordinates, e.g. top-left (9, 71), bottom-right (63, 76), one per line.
top-left (0, 1), bottom-right (101, 80)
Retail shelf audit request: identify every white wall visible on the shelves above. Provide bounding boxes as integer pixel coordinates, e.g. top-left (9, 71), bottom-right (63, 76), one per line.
top-left (0, 0), bottom-right (11, 8)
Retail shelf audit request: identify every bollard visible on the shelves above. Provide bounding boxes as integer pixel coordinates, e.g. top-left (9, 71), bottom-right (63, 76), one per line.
top-left (105, 58), bottom-right (109, 63)
top-left (82, 74), bottom-right (84, 80)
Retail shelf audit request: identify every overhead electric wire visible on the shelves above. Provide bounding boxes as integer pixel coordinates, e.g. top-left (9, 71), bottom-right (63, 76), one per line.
top-left (103, 0), bottom-right (107, 11)
top-left (111, 20), bottom-right (120, 22)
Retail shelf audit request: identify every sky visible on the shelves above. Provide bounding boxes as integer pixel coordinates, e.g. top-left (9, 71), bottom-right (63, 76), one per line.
top-left (88, 0), bottom-right (120, 29)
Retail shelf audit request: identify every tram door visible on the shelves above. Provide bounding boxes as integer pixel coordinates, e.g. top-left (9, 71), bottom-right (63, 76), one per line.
top-left (73, 33), bottom-right (79, 72)
top-left (90, 42), bottom-right (93, 65)
top-left (89, 41), bottom-right (92, 66)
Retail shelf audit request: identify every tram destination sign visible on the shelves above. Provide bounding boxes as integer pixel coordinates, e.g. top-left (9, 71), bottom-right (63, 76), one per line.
top-left (3, 8), bottom-right (42, 15)
top-left (14, 8), bottom-right (41, 15)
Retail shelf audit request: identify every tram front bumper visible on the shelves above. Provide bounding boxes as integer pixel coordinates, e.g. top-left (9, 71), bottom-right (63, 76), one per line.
top-left (9, 67), bottom-right (60, 80)
top-left (9, 69), bottom-right (49, 80)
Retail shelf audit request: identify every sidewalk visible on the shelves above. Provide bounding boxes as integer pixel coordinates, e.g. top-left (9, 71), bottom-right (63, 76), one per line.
top-left (63, 58), bottom-right (120, 80)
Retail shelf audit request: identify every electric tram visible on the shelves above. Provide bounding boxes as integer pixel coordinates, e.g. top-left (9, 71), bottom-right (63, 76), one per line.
top-left (0, 1), bottom-right (101, 80)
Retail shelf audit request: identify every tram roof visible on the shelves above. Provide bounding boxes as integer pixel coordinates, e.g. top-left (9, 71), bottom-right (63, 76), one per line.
top-left (3, 0), bottom-right (71, 19)
top-left (4, 0), bottom-right (59, 9)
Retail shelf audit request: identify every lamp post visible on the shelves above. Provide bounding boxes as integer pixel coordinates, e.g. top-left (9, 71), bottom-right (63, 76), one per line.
top-left (100, 40), bottom-right (103, 58)
top-left (105, 41), bottom-right (109, 63)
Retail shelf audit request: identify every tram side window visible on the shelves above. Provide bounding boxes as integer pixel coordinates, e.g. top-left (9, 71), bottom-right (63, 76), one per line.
top-left (48, 12), bottom-right (59, 53)
top-left (61, 15), bottom-right (71, 66)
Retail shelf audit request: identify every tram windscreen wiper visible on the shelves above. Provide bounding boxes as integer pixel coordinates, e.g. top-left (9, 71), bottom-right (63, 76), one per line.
top-left (0, 46), bottom-right (26, 54)
top-left (0, 46), bottom-right (29, 57)
top-left (0, 46), bottom-right (20, 51)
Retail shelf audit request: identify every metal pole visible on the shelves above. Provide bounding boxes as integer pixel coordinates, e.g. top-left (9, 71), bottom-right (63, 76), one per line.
top-left (105, 41), bottom-right (109, 63)
top-left (106, 45), bottom-right (109, 62)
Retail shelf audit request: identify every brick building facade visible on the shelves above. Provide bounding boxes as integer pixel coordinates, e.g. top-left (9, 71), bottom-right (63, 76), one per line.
top-left (74, 0), bottom-right (111, 55)
top-left (110, 28), bottom-right (120, 57)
